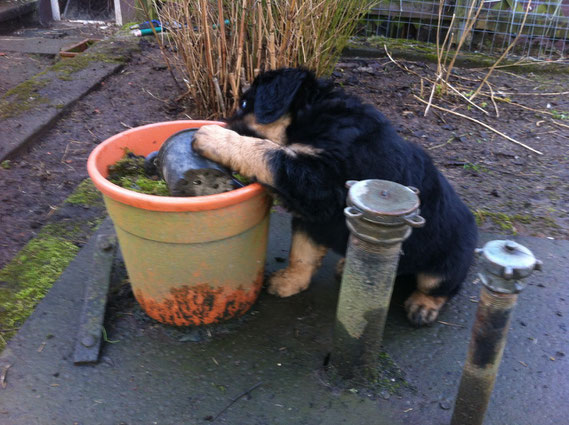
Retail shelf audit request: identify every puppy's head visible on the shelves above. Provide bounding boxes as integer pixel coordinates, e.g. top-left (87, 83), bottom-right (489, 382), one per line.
top-left (227, 68), bottom-right (318, 145)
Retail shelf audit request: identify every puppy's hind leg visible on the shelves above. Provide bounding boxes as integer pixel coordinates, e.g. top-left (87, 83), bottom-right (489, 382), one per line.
top-left (404, 273), bottom-right (448, 327)
top-left (268, 230), bottom-right (328, 297)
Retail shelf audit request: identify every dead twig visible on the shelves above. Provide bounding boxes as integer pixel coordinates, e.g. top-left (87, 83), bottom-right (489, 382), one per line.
top-left (428, 135), bottom-right (457, 150)
top-left (1, 364), bottom-right (11, 389)
top-left (142, 88), bottom-right (170, 104)
top-left (383, 45), bottom-right (426, 81)
top-left (444, 0), bottom-right (486, 84)
top-left (497, 91), bottom-right (569, 97)
top-left (491, 97), bottom-right (560, 118)
top-left (413, 95), bottom-right (543, 155)
top-left (206, 382), bottom-right (262, 422)
top-left (424, 74), bottom-right (440, 116)
top-left (470, 0), bottom-right (532, 101)
top-left (493, 69), bottom-right (534, 81)
top-left (442, 77), bottom-right (489, 115)
top-left (550, 119), bottom-right (569, 130)
top-left (431, 110), bottom-right (446, 124)
top-left (485, 81), bottom-right (499, 118)
top-left (437, 320), bottom-right (465, 328)
top-left (213, 77), bottom-right (226, 117)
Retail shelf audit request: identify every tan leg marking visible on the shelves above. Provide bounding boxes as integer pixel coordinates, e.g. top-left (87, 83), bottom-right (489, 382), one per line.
top-left (268, 230), bottom-right (328, 297)
top-left (287, 143), bottom-right (323, 157)
top-left (193, 125), bottom-right (278, 185)
top-left (242, 114), bottom-right (323, 157)
top-left (243, 114), bottom-right (291, 145)
top-left (404, 291), bottom-right (448, 327)
top-left (417, 273), bottom-right (443, 292)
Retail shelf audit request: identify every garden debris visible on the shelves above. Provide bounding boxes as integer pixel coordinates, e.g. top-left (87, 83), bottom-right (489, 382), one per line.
top-left (205, 382), bottom-right (262, 422)
top-left (0, 364), bottom-right (10, 389)
top-left (413, 95), bottom-right (543, 155)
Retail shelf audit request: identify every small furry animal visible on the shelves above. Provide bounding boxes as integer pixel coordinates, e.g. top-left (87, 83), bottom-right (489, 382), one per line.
top-left (193, 68), bottom-right (478, 326)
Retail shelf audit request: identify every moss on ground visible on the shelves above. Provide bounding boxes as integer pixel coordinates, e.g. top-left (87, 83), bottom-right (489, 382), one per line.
top-left (0, 179), bottom-right (108, 352)
top-left (0, 51), bottom-right (122, 118)
top-left (0, 36), bottom-right (136, 119)
top-left (0, 233), bottom-right (79, 350)
top-left (50, 52), bottom-right (126, 81)
top-left (65, 179), bottom-right (104, 207)
top-left (473, 209), bottom-right (560, 234)
top-left (325, 350), bottom-right (414, 398)
top-left (0, 77), bottom-right (50, 118)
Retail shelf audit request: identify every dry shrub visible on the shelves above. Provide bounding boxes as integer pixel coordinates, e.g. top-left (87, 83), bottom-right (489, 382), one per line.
top-left (157, 0), bottom-right (373, 118)
top-left (431, 0), bottom-right (532, 102)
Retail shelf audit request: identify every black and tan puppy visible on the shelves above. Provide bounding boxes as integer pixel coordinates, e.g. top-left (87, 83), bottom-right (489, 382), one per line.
top-left (193, 68), bottom-right (478, 326)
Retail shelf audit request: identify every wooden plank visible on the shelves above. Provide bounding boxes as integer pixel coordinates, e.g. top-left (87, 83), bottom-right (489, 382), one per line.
top-left (73, 233), bottom-right (117, 365)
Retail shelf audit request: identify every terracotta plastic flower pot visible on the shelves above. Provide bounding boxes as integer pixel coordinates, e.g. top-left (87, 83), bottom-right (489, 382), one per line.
top-left (87, 121), bottom-right (271, 326)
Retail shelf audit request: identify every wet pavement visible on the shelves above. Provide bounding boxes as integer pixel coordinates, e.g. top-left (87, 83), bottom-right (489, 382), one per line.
top-left (0, 211), bottom-right (567, 425)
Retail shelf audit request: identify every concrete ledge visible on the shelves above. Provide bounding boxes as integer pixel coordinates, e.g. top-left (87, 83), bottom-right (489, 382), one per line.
top-left (0, 34), bottom-right (140, 162)
top-left (0, 36), bottom-right (88, 55)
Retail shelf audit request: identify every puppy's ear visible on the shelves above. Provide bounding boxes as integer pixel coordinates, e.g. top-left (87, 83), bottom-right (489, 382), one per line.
top-left (254, 69), bottom-right (308, 124)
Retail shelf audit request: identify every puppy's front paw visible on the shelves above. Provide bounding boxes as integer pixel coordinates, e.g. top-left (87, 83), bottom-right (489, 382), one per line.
top-left (404, 291), bottom-right (447, 327)
top-left (267, 268), bottom-right (310, 297)
top-left (193, 125), bottom-right (231, 163)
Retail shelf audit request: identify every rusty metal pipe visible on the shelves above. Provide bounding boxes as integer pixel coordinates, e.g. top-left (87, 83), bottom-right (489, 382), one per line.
top-left (451, 240), bottom-right (542, 425)
top-left (331, 179), bottom-right (425, 379)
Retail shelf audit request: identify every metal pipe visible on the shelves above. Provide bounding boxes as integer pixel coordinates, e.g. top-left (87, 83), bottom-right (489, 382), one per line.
top-left (50, 0), bottom-right (60, 20)
top-left (331, 179), bottom-right (425, 379)
top-left (451, 240), bottom-right (542, 425)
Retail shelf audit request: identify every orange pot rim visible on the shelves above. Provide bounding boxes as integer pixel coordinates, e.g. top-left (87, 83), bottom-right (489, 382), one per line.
top-left (87, 120), bottom-right (265, 212)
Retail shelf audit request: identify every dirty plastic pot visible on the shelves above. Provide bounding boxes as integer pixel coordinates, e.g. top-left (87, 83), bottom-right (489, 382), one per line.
top-left (87, 121), bottom-right (271, 326)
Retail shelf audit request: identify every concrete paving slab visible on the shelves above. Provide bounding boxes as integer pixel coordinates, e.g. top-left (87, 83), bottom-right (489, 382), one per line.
top-left (0, 33), bottom-right (138, 161)
top-left (0, 211), bottom-right (567, 425)
top-left (0, 36), bottom-right (88, 55)
top-left (0, 51), bottom-right (53, 94)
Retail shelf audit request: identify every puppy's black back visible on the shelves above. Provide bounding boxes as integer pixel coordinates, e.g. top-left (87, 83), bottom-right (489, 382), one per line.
top-left (230, 69), bottom-right (478, 297)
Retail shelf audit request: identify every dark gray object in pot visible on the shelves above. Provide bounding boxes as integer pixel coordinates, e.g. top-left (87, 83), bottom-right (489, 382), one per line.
top-left (145, 128), bottom-right (236, 197)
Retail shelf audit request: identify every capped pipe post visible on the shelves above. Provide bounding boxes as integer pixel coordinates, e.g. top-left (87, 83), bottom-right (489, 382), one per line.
top-left (331, 179), bottom-right (425, 379)
top-left (451, 240), bottom-right (543, 425)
